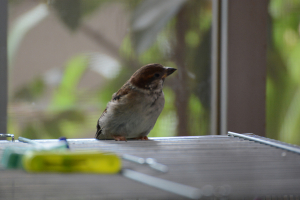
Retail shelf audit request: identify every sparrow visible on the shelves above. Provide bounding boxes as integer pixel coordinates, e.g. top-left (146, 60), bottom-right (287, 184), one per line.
top-left (95, 63), bottom-right (176, 141)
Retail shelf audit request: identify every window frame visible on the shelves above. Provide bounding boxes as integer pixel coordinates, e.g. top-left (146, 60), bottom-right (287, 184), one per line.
top-left (0, 0), bottom-right (8, 133)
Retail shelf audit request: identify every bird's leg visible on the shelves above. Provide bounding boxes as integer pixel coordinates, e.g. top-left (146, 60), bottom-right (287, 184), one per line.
top-left (113, 135), bottom-right (127, 141)
top-left (134, 136), bottom-right (149, 140)
top-left (142, 136), bottom-right (149, 140)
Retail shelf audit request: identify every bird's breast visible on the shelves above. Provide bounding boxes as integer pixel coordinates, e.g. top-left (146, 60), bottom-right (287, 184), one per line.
top-left (99, 90), bottom-right (165, 139)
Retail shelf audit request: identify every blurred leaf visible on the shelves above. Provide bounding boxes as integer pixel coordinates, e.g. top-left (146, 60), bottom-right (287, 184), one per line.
top-left (43, 110), bottom-right (85, 138)
top-left (7, 116), bottom-right (20, 139)
top-left (191, 29), bottom-right (211, 109)
top-left (269, 0), bottom-right (300, 19)
top-left (8, 4), bottom-right (49, 67)
top-left (138, 40), bottom-right (165, 65)
top-left (266, 50), bottom-right (293, 141)
top-left (51, 0), bottom-right (81, 31)
top-left (51, 0), bottom-right (106, 31)
top-left (8, 0), bottom-right (23, 5)
top-left (185, 31), bottom-right (200, 48)
top-left (266, 0), bottom-right (300, 145)
top-left (199, 5), bottom-right (212, 32)
top-left (13, 77), bottom-right (45, 101)
top-left (288, 43), bottom-right (300, 84)
top-left (188, 94), bottom-right (208, 136)
top-left (131, 0), bottom-right (186, 54)
top-left (22, 123), bottom-right (40, 139)
top-left (279, 87), bottom-right (300, 144)
top-left (20, 109), bottom-right (86, 139)
top-left (50, 55), bottom-right (88, 110)
top-left (81, 0), bottom-right (107, 16)
top-left (119, 35), bottom-right (136, 60)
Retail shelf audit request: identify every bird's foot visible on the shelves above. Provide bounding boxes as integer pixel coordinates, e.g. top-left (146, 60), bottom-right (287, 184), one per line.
top-left (113, 135), bottom-right (127, 141)
top-left (135, 136), bottom-right (149, 140)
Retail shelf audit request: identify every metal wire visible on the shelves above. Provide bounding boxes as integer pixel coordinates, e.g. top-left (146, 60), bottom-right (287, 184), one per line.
top-left (228, 131), bottom-right (300, 155)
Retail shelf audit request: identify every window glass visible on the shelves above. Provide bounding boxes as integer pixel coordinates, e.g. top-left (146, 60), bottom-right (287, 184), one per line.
top-left (8, 0), bottom-right (212, 139)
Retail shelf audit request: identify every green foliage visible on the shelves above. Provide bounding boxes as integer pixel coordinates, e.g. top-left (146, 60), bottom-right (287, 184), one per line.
top-left (267, 0), bottom-right (300, 145)
top-left (50, 55), bottom-right (88, 111)
top-left (185, 31), bottom-right (200, 48)
top-left (22, 123), bottom-right (40, 139)
top-left (43, 110), bottom-right (86, 138)
top-left (51, 0), bottom-right (107, 31)
top-left (13, 77), bottom-right (45, 102)
top-left (138, 40), bottom-right (165, 65)
top-left (130, 0), bottom-right (186, 54)
top-left (119, 35), bottom-right (136, 61)
top-left (8, 53), bottom-right (91, 139)
top-left (81, 0), bottom-right (108, 17)
top-left (188, 94), bottom-right (209, 136)
top-left (52, 0), bottom-right (81, 31)
top-left (16, 109), bottom-right (86, 139)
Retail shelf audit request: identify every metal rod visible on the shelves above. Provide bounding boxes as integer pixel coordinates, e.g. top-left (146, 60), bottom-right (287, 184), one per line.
top-left (0, 133), bottom-right (14, 142)
top-left (210, 0), bottom-right (221, 135)
top-left (220, 0), bottom-right (229, 135)
top-left (122, 169), bottom-right (202, 199)
top-left (122, 154), bottom-right (145, 164)
top-left (228, 131), bottom-right (300, 154)
top-left (18, 137), bottom-right (42, 145)
top-left (0, 136), bottom-right (228, 143)
top-left (122, 154), bottom-right (168, 173)
top-left (145, 158), bottom-right (168, 173)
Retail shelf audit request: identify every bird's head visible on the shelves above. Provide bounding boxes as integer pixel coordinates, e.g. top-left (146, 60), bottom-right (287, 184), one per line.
top-left (130, 63), bottom-right (177, 91)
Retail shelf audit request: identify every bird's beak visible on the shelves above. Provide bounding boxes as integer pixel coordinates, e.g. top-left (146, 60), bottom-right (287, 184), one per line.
top-left (163, 67), bottom-right (177, 78)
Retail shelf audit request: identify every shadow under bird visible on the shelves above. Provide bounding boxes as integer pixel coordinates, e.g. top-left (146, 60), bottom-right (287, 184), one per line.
top-left (96, 63), bottom-right (176, 141)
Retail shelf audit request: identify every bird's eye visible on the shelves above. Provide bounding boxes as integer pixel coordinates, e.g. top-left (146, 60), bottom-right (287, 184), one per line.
top-left (154, 73), bottom-right (160, 78)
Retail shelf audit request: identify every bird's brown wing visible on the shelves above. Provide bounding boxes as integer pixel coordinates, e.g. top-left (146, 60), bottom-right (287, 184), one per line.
top-left (112, 83), bottom-right (131, 102)
top-left (95, 83), bottom-right (132, 138)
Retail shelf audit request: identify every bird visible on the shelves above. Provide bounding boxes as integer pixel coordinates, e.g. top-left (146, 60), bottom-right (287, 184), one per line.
top-left (95, 63), bottom-right (176, 141)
